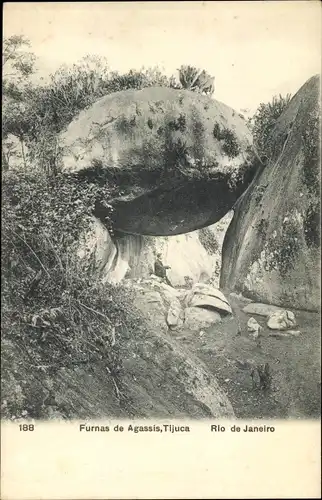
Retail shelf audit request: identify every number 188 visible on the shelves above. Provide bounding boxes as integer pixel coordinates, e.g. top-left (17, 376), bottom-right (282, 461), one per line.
top-left (19, 424), bottom-right (34, 431)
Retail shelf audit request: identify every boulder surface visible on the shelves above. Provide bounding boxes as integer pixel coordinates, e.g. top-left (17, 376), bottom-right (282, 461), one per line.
top-left (186, 283), bottom-right (232, 315)
top-left (60, 86), bottom-right (256, 236)
top-left (220, 75), bottom-right (321, 312)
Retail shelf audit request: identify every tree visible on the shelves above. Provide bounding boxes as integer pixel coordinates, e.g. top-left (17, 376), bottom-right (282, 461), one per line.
top-left (2, 35), bottom-right (37, 169)
top-left (3, 35), bottom-right (36, 78)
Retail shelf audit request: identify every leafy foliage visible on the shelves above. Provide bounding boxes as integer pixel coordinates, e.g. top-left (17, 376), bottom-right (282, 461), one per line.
top-left (301, 111), bottom-right (321, 247)
top-left (3, 35), bottom-right (36, 78)
top-left (213, 123), bottom-right (241, 158)
top-left (2, 35), bottom-right (37, 169)
top-left (249, 94), bottom-right (292, 160)
top-left (1, 168), bottom-right (145, 419)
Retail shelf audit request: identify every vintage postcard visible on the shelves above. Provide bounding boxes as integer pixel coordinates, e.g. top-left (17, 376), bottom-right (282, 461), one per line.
top-left (1, 1), bottom-right (321, 498)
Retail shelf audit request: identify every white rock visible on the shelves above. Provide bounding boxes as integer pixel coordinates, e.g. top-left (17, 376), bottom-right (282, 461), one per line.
top-left (186, 283), bottom-right (232, 315)
top-left (267, 310), bottom-right (297, 330)
top-left (167, 299), bottom-right (184, 328)
top-left (76, 216), bottom-right (117, 276)
top-left (247, 317), bottom-right (262, 335)
top-left (184, 307), bottom-right (221, 331)
top-left (150, 274), bottom-right (162, 282)
top-left (243, 303), bottom-right (284, 317)
top-left (156, 281), bottom-right (184, 300)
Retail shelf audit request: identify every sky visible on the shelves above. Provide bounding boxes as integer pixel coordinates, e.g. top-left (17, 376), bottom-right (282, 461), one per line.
top-left (3, 1), bottom-right (321, 115)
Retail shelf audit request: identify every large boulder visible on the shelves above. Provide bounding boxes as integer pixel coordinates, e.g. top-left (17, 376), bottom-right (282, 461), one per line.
top-left (60, 86), bottom-right (256, 236)
top-left (220, 75), bottom-right (321, 312)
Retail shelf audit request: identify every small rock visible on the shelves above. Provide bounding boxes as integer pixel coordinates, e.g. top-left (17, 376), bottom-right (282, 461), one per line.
top-left (267, 310), bottom-right (296, 330)
top-left (268, 330), bottom-right (301, 338)
top-left (247, 317), bottom-right (262, 335)
top-left (252, 330), bottom-right (259, 340)
top-left (286, 330), bottom-right (301, 336)
top-left (167, 299), bottom-right (184, 329)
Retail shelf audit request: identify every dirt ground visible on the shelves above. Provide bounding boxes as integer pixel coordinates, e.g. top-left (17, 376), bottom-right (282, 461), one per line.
top-left (2, 280), bottom-right (320, 421)
top-left (172, 294), bottom-right (321, 419)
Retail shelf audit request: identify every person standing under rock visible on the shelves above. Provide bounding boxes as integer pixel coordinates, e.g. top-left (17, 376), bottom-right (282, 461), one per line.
top-left (154, 253), bottom-right (171, 286)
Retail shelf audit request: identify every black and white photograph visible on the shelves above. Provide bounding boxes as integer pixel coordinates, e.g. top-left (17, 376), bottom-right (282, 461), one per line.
top-left (2, 1), bottom-right (321, 428)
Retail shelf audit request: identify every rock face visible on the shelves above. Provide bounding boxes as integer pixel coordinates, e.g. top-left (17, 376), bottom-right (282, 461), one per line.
top-left (77, 213), bottom-right (232, 287)
top-left (183, 307), bottom-right (222, 331)
top-left (220, 75), bottom-right (321, 312)
top-left (76, 216), bottom-right (116, 274)
top-left (60, 86), bottom-right (255, 236)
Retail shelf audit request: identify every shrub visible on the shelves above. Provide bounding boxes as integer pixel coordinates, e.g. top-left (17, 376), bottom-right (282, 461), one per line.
top-left (250, 94), bottom-right (292, 160)
top-left (221, 128), bottom-right (241, 158)
top-left (1, 167), bottom-right (145, 419)
top-left (301, 111), bottom-right (321, 247)
top-left (213, 123), bottom-right (241, 158)
top-left (178, 65), bottom-right (215, 95)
